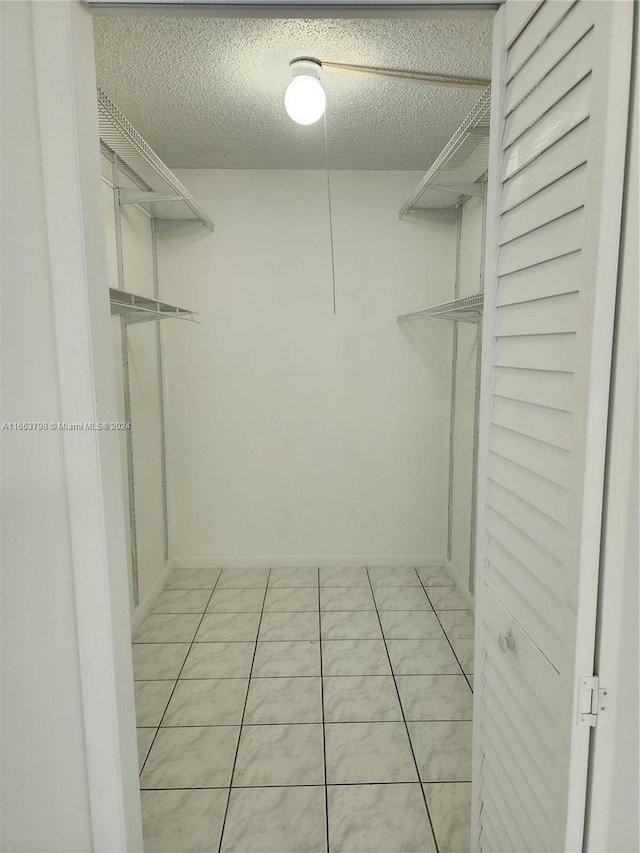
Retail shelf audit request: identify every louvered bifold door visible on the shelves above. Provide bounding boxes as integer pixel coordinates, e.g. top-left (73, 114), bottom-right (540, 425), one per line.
top-left (471, 2), bottom-right (634, 852)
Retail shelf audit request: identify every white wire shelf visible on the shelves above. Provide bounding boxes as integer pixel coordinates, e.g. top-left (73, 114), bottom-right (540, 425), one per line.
top-left (110, 288), bottom-right (199, 325)
top-left (397, 292), bottom-right (484, 324)
top-left (98, 88), bottom-right (214, 231)
top-left (400, 88), bottom-right (491, 216)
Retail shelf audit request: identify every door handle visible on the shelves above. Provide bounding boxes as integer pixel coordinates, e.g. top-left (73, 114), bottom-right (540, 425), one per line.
top-left (498, 632), bottom-right (516, 653)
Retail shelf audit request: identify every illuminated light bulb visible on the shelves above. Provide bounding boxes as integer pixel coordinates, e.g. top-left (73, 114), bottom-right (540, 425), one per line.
top-left (284, 59), bottom-right (326, 125)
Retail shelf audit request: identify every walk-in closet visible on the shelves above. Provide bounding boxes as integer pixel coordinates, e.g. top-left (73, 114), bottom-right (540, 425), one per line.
top-left (2, 2), bottom-right (637, 853)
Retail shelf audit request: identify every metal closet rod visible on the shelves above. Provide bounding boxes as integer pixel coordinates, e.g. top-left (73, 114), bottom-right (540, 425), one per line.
top-left (319, 60), bottom-right (490, 89)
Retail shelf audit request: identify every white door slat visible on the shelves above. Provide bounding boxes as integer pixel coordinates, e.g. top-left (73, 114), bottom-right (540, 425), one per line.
top-left (504, 0), bottom-right (545, 50)
top-left (489, 482), bottom-right (566, 562)
top-left (494, 291), bottom-right (579, 337)
top-left (489, 452), bottom-right (568, 523)
top-left (482, 715), bottom-right (554, 821)
top-left (483, 678), bottom-right (554, 785)
top-left (499, 164), bottom-right (586, 245)
top-left (497, 250), bottom-right (580, 306)
top-left (480, 820), bottom-right (505, 853)
top-left (505, 2), bottom-right (594, 114)
top-left (480, 783), bottom-right (519, 853)
top-left (506, 0), bottom-right (576, 81)
top-left (502, 76), bottom-right (591, 179)
top-left (498, 208), bottom-right (583, 277)
top-left (481, 751), bottom-right (548, 852)
top-left (500, 120), bottom-right (589, 213)
top-left (488, 508), bottom-right (563, 599)
top-left (491, 396), bottom-right (572, 450)
top-left (503, 30), bottom-right (594, 149)
top-left (490, 423), bottom-right (570, 488)
top-left (494, 332), bottom-right (575, 373)
top-left (493, 366), bottom-right (574, 412)
top-left (486, 560), bottom-right (560, 666)
top-left (480, 763), bottom-right (538, 853)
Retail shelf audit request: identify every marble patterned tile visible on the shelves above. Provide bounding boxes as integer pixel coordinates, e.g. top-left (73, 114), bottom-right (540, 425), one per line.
top-left (217, 567), bottom-right (270, 589)
top-left (252, 641), bottom-right (321, 677)
top-left (134, 680), bottom-right (175, 727)
top-left (320, 587), bottom-right (375, 611)
top-left (164, 568), bottom-right (221, 590)
top-left (221, 786), bottom-right (326, 853)
top-left (321, 611), bottom-right (382, 640)
top-left (162, 678), bottom-right (248, 726)
top-left (423, 782), bottom-right (471, 853)
top-left (438, 611), bottom-right (475, 640)
top-left (450, 638), bottom-right (474, 674)
top-left (372, 586), bottom-right (432, 611)
top-left (320, 567), bottom-right (369, 587)
top-left (232, 724), bottom-right (324, 786)
top-left (417, 566), bottom-right (456, 587)
top-left (244, 677), bottom-right (322, 724)
top-left (151, 588), bottom-right (212, 614)
top-left (207, 587), bottom-right (265, 613)
top-left (258, 612), bottom-right (319, 641)
top-left (325, 722), bottom-right (417, 784)
top-left (180, 642), bottom-right (255, 679)
top-left (140, 725), bottom-right (239, 789)
top-left (194, 612), bottom-right (261, 642)
top-left (408, 721), bottom-right (473, 782)
top-left (263, 587), bottom-right (319, 612)
top-left (268, 567), bottom-right (319, 588)
top-left (132, 643), bottom-right (190, 681)
top-left (387, 639), bottom-right (461, 675)
top-left (322, 640), bottom-right (392, 676)
top-left (323, 676), bottom-right (402, 722)
top-left (141, 789), bottom-right (228, 853)
top-left (396, 676), bottom-right (473, 721)
top-left (328, 783), bottom-right (436, 853)
top-left (368, 567), bottom-right (421, 587)
top-left (133, 613), bottom-right (201, 644)
top-left (427, 587), bottom-right (471, 611)
top-left (379, 611), bottom-right (446, 640)
top-left (137, 728), bottom-right (156, 772)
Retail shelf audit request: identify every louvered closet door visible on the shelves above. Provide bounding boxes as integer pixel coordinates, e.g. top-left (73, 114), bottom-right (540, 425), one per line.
top-left (472, 2), bottom-right (634, 852)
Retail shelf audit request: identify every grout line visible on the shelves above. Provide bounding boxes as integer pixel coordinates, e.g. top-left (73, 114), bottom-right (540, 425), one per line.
top-left (139, 780), bottom-right (471, 792)
top-left (318, 567), bottom-right (330, 853)
top-left (365, 567), bottom-right (441, 853)
top-left (420, 581), bottom-right (474, 693)
top-left (216, 568), bottom-right (272, 853)
top-left (138, 570), bottom-right (224, 776)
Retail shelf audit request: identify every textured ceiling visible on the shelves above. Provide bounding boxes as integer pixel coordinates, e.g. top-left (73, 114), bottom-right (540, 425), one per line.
top-left (93, 13), bottom-right (493, 170)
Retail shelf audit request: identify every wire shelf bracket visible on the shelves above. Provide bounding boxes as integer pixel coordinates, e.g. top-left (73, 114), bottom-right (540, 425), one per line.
top-left (400, 88), bottom-right (491, 217)
top-left (98, 87), bottom-right (214, 232)
top-left (397, 292), bottom-right (484, 325)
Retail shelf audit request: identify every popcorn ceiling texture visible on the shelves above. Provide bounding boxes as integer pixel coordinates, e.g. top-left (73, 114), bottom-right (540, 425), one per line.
top-left (93, 14), bottom-right (493, 170)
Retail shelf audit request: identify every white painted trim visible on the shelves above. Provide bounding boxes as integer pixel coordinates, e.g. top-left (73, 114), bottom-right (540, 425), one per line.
top-left (169, 554), bottom-right (446, 569)
top-left (31, 3), bottom-right (142, 850)
top-left (130, 562), bottom-right (173, 633)
top-left (445, 559), bottom-right (476, 614)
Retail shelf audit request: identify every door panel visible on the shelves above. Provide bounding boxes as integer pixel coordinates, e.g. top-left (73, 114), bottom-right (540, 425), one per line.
top-left (472, 2), bottom-right (634, 850)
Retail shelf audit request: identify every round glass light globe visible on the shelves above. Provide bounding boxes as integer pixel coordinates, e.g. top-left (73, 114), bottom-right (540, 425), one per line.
top-left (284, 75), bottom-right (326, 125)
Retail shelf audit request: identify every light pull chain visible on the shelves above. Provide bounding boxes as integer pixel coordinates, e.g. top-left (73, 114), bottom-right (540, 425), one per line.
top-left (323, 110), bottom-right (337, 315)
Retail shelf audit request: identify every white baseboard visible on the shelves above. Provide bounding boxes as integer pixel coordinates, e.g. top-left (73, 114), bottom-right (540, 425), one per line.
top-left (446, 558), bottom-right (475, 614)
top-left (130, 562), bottom-right (172, 633)
top-left (168, 554), bottom-right (447, 570)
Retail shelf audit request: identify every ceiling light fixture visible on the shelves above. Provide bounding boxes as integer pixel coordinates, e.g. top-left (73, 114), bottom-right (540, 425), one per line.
top-left (284, 59), bottom-right (326, 125)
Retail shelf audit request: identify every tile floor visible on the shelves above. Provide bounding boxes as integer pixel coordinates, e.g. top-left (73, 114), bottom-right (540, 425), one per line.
top-left (133, 565), bottom-right (475, 853)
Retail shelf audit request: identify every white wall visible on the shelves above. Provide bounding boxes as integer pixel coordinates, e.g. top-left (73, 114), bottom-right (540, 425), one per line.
top-left (159, 169), bottom-right (456, 566)
top-left (449, 194), bottom-right (484, 595)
